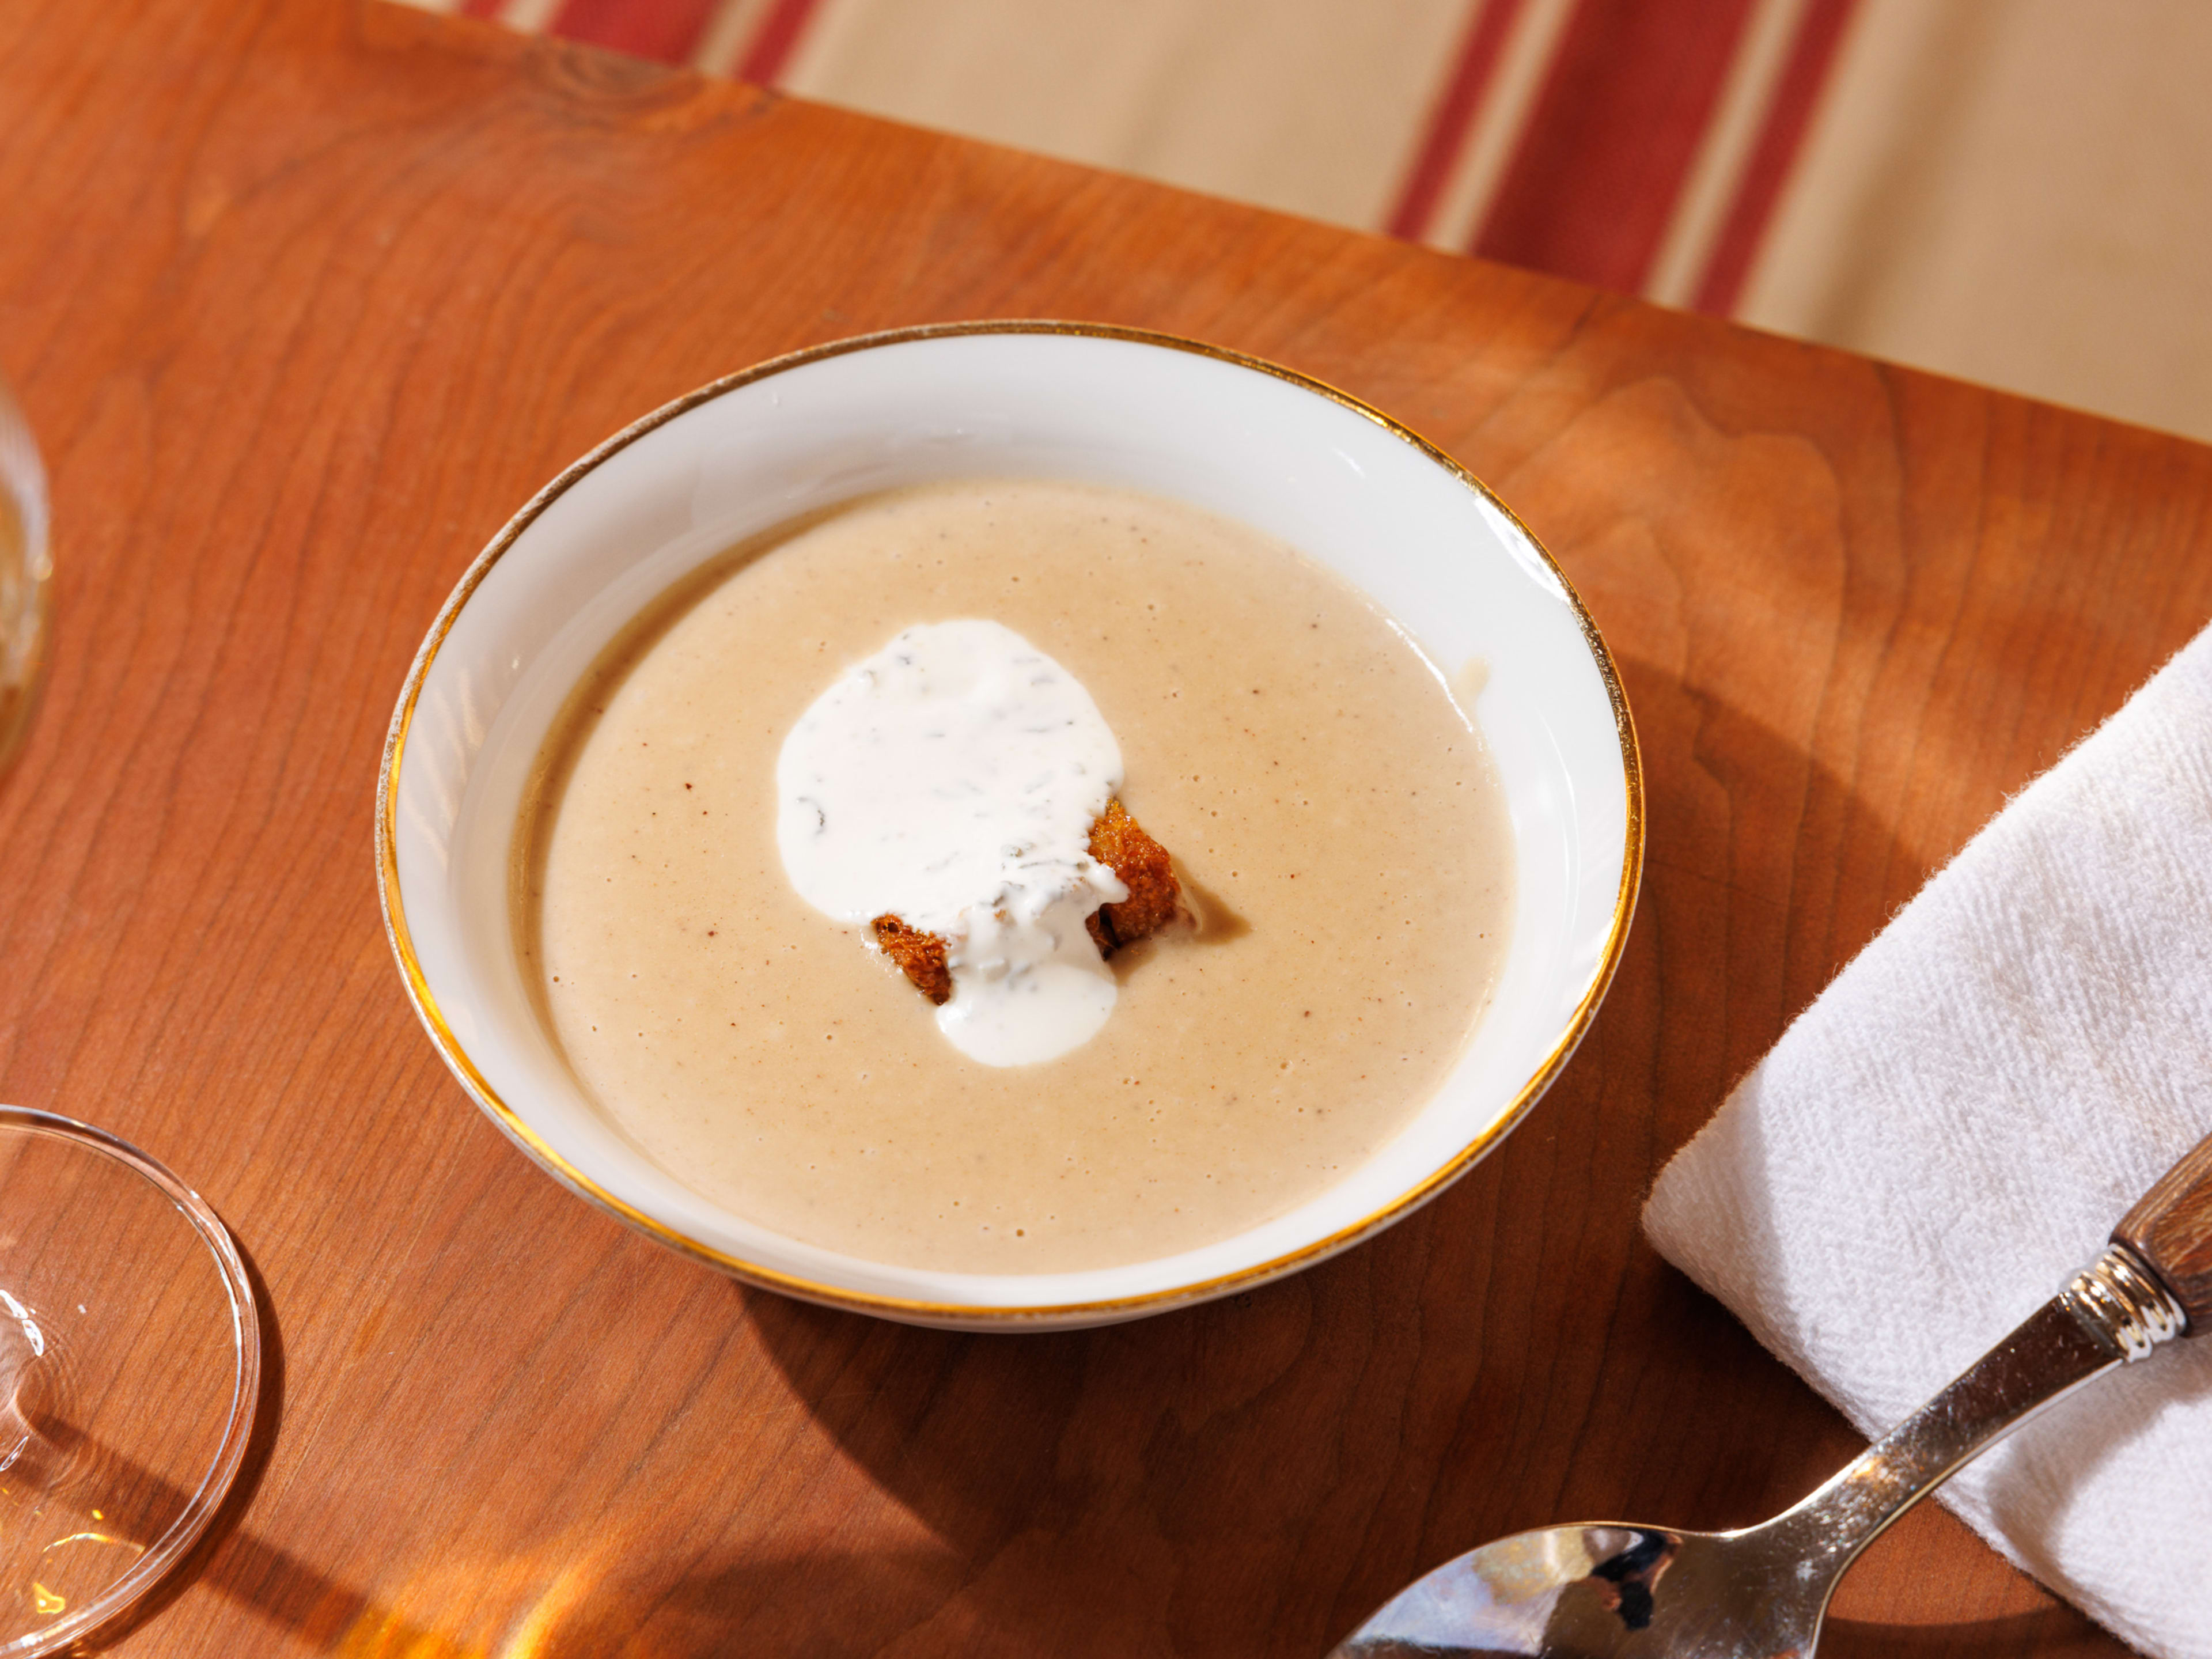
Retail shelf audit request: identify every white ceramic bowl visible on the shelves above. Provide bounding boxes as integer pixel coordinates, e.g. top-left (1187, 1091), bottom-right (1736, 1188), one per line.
top-left (377, 323), bottom-right (1642, 1330)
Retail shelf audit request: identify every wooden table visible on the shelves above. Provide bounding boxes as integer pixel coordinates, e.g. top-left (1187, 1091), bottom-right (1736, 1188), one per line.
top-left (2, 1), bottom-right (2200, 1653)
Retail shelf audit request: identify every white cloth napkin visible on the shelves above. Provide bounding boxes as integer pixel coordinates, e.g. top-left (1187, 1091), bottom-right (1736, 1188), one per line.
top-left (1643, 624), bottom-right (2212, 1658)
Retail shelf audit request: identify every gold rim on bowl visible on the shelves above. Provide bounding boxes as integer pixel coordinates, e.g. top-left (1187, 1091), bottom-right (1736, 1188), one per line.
top-left (374, 320), bottom-right (1645, 1324)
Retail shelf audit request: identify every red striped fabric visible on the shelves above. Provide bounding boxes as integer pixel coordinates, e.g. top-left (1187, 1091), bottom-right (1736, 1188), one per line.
top-left (550, 0), bottom-right (720, 61)
top-left (476, 0), bottom-right (1861, 323)
top-left (1691, 0), bottom-right (1860, 314)
top-left (1386, 0), bottom-right (1528, 241)
top-left (467, 0), bottom-right (824, 81)
top-left (1471, 0), bottom-right (1761, 292)
top-left (734, 0), bottom-right (823, 84)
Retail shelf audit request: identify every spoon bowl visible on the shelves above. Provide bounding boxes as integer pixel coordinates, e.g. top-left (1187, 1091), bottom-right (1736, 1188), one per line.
top-left (1334, 1524), bottom-right (1808, 1658)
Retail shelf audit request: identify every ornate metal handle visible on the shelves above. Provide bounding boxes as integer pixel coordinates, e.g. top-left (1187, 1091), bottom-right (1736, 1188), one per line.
top-left (2113, 1132), bottom-right (2212, 1331)
top-left (1757, 1129), bottom-right (2212, 1580)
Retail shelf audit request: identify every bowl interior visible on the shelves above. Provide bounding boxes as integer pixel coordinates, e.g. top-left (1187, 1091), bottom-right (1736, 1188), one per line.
top-left (384, 327), bottom-right (1636, 1323)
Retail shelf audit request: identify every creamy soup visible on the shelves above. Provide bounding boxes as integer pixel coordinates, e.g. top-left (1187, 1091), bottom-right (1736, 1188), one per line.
top-left (517, 479), bottom-right (1513, 1274)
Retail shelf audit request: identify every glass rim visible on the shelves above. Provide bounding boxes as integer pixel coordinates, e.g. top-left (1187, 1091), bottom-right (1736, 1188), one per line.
top-left (0, 373), bottom-right (51, 779)
top-left (0, 1106), bottom-right (262, 1656)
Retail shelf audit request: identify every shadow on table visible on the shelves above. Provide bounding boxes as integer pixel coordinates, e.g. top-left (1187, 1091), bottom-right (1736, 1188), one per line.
top-left (89, 661), bottom-right (2070, 1658)
top-left (594, 660), bottom-right (1968, 1657)
top-left (75, 1236), bottom-right (293, 1650)
top-left (1822, 1606), bottom-right (2112, 1657)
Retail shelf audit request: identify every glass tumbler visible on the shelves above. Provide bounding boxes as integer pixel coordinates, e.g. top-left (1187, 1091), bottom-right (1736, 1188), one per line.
top-left (0, 374), bottom-right (48, 776)
top-left (0, 1111), bottom-right (262, 1653)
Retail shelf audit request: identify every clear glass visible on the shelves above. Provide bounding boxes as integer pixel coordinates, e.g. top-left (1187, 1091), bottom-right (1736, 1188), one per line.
top-left (0, 1109), bottom-right (262, 1653)
top-left (0, 376), bottom-right (50, 777)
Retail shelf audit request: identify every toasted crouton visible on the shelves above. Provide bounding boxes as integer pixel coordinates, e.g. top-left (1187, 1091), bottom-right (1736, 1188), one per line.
top-left (873, 798), bottom-right (1183, 1001)
top-left (1084, 797), bottom-right (1183, 956)
top-left (871, 914), bottom-right (952, 1005)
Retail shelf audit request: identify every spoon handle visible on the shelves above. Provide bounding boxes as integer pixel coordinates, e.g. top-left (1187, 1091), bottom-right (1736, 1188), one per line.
top-left (1764, 1128), bottom-right (2212, 1580)
top-left (2112, 1131), bottom-right (2212, 1330)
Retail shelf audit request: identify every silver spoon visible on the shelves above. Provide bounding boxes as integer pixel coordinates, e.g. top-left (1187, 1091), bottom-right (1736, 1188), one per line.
top-left (1331, 1131), bottom-right (2212, 1658)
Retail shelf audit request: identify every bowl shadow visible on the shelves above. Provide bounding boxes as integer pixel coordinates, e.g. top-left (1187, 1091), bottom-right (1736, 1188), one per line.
top-left (552, 657), bottom-right (2039, 1659)
top-left (150, 654), bottom-right (2085, 1659)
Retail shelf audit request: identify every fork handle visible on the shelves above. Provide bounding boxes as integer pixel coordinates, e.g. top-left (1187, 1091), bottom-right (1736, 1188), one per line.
top-left (2112, 1130), bottom-right (2212, 1332)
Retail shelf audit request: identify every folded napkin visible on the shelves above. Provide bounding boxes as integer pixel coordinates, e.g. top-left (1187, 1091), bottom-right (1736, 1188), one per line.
top-left (1644, 624), bottom-right (2212, 1658)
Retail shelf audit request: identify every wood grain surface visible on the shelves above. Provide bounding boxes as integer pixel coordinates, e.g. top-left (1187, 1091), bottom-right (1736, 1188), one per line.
top-left (2, 1), bottom-right (2206, 1653)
